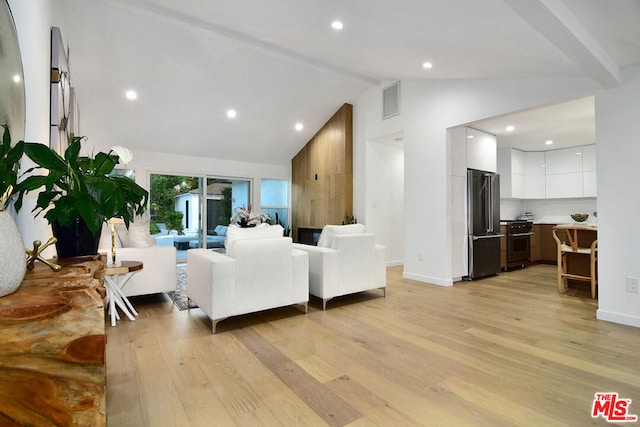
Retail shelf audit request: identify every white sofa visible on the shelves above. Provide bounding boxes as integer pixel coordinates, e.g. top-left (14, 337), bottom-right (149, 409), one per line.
top-left (98, 222), bottom-right (177, 297)
top-left (187, 224), bottom-right (309, 333)
top-left (293, 224), bottom-right (386, 310)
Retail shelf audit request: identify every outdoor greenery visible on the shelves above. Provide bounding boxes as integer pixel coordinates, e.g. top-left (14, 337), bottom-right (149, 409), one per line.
top-left (150, 174), bottom-right (198, 233)
top-left (164, 210), bottom-right (184, 235)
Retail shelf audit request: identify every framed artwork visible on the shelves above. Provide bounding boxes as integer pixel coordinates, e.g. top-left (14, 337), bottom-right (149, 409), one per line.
top-left (68, 87), bottom-right (80, 139)
top-left (50, 26), bottom-right (71, 154)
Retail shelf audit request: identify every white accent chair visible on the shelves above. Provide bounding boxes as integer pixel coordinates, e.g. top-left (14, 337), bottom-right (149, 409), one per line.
top-left (187, 224), bottom-right (309, 333)
top-left (293, 224), bottom-right (386, 310)
top-left (98, 222), bottom-right (177, 297)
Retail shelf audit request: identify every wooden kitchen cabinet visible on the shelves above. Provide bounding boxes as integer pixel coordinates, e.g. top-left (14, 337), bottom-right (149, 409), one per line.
top-left (500, 225), bottom-right (507, 270)
top-left (530, 224), bottom-right (541, 262)
top-left (539, 224), bottom-right (558, 263)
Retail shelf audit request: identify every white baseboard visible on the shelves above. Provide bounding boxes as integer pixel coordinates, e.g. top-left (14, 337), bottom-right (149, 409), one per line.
top-left (386, 260), bottom-right (403, 267)
top-left (597, 309), bottom-right (640, 328)
top-left (402, 271), bottom-right (453, 287)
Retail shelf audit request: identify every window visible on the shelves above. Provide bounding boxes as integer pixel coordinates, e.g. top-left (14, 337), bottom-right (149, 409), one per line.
top-left (261, 179), bottom-right (289, 234)
top-left (149, 173), bottom-right (251, 261)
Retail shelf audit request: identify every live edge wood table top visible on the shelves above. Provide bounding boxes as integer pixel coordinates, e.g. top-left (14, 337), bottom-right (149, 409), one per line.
top-left (0, 259), bottom-right (106, 426)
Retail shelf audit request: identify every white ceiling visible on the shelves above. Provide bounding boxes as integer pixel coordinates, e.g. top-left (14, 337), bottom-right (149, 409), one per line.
top-left (465, 96), bottom-right (595, 151)
top-left (57, 0), bottom-right (640, 165)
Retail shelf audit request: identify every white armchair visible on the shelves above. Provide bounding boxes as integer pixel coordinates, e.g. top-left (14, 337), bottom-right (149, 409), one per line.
top-left (187, 225), bottom-right (309, 333)
top-left (98, 222), bottom-right (177, 297)
top-left (293, 224), bottom-right (386, 310)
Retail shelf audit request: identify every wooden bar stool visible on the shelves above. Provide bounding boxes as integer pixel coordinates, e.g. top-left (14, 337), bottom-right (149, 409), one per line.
top-left (552, 225), bottom-right (598, 298)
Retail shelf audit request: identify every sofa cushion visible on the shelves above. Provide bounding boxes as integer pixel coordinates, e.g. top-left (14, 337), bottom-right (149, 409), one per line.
top-left (214, 225), bottom-right (228, 236)
top-left (317, 224), bottom-right (366, 248)
top-left (226, 224), bottom-right (284, 257)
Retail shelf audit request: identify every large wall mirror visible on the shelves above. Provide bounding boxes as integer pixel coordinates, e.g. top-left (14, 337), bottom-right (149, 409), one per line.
top-left (0, 0), bottom-right (25, 141)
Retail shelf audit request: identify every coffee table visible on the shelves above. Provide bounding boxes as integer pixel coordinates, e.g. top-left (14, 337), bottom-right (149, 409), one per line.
top-left (102, 260), bottom-right (143, 326)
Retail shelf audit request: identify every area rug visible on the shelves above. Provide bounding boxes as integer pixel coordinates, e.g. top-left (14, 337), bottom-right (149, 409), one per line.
top-left (168, 263), bottom-right (197, 310)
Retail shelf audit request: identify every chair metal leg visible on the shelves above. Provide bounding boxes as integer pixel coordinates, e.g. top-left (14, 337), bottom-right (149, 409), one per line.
top-left (211, 317), bottom-right (226, 334)
top-left (294, 301), bottom-right (308, 314)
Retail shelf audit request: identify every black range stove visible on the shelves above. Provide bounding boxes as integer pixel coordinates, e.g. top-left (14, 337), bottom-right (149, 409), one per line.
top-left (501, 220), bottom-right (534, 270)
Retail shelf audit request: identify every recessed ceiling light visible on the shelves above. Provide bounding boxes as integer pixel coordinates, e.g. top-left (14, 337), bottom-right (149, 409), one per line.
top-left (295, 123), bottom-right (304, 131)
top-left (227, 109), bottom-right (237, 119)
top-left (545, 140), bottom-right (553, 145)
top-left (506, 125), bottom-right (515, 132)
top-left (422, 62), bottom-right (433, 69)
top-left (331, 20), bottom-right (343, 30)
top-left (125, 90), bottom-right (137, 100)
top-left (12, 75), bottom-right (20, 83)
top-left (467, 135), bottom-right (474, 139)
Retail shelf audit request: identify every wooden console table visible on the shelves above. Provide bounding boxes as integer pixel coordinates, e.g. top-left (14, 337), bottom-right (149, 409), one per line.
top-left (0, 259), bottom-right (106, 426)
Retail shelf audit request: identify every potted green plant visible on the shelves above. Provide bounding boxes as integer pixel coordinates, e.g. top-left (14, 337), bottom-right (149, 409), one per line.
top-left (0, 124), bottom-right (24, 208)
top-left (14, 135), bottom-right (148, 258)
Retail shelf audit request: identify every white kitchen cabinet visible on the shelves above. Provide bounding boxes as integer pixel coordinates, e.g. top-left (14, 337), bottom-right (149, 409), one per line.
top-left (583, 171), bottom-right (597, 196)
top-left (545, 147), bottom-right (583, 174)
top-left (497, 147), bottom-right (525, 198)
top-left (525, 151), bottom-right (545, 198)
top-left (544, 145), bottom-right (597, 198)
top-left (511, 172), bottom-right (525, 198)
top-left (582, 145), bottom-right (596, 197)
top-left (546, 172), bottom-right (583, 198)
top-left (498, 144), bottom-right (596, 200)
top-left (582, 144), bottom-right (596, 171)
top-left (466, 127), bottom-right (496, 173)
top-left (511, 149), bottom-right (525, 175)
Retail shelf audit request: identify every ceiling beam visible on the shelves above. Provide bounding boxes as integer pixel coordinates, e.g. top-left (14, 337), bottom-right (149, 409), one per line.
top-left (504, 0), bottom-right (621, 88)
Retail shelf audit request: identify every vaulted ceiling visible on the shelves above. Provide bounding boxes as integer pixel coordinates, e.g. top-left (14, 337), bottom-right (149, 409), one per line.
top-left (57, 0), bottom-right (640, 165)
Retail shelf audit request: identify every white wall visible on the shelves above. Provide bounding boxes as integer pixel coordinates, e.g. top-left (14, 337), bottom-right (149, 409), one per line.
top-left (595, 65), bottom-right (640, 327)
top-left (366, 138), bottom-right (404, 265)
top-left (10, 0), bottom-right (65, 257)
top-left (353, 82), bottom-right (406, 265)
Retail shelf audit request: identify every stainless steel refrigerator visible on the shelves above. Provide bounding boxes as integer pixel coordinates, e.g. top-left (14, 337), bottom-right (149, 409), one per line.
top-left (466, 168), bottom-right (501, 279)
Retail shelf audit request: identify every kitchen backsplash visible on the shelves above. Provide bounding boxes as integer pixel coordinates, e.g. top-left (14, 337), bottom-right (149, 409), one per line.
top-left (500, 198), bottom-right (597, 223)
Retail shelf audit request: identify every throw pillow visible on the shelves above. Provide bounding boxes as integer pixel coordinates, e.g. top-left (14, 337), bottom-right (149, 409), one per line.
top-left (317, 224), bottom-right (366, 248)
top-left (117, 223), bottom-right (154, 248)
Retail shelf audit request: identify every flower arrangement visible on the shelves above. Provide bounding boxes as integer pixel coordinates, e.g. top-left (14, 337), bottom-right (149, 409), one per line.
top-left (230, 205), bottom-right (270, 227)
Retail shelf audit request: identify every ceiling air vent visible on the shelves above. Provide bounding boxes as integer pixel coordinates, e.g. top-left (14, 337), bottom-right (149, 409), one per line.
top-left (382, 81), bottom-right (400, 120)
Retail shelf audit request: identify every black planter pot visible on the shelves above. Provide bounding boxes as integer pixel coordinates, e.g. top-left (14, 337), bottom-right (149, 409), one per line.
top-left (51, 218), bottom-right (102, 259)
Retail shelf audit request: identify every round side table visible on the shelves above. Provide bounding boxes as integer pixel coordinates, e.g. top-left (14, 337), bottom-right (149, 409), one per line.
top-left (101, 260), bottom-right (143, 327)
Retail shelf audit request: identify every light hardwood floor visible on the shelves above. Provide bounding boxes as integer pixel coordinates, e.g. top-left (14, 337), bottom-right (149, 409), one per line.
top-left (106, 265), bottom-right (640, 426)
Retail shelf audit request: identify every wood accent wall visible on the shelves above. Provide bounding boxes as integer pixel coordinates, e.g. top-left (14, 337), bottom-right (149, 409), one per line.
top-left (291, 103), bottom-right (353, 242)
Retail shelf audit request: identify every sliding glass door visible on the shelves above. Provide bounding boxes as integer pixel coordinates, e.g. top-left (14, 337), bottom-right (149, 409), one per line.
top-left (149, 174), bottom-right (252, 260)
